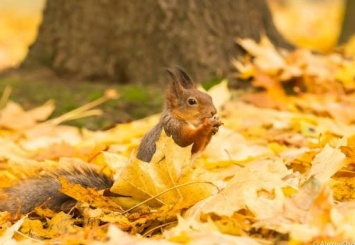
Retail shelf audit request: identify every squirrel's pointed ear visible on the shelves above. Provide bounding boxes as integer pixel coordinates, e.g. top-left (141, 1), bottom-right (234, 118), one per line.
top-left (175, 67), bottom-right (195, 89)
top-left (166, 68), bottom-right (178, 83)
top-left (167, 68), bottom-right (184, 97)
top-left (167, 67), bottom-right (195, 90)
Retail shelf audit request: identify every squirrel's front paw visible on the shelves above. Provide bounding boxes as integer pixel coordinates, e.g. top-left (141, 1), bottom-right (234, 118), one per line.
top-left (204, 115), bottom-right (223, 135)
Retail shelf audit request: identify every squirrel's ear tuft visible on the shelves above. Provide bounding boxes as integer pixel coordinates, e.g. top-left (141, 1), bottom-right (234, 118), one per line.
top-left (166, 68), bottom-right (178, 83)
top-left (166, 68), bottom-right (184, 99)
top-left (166, 67), bottom-right (195, 89)
top-left (175, 67), bottom-right (195, 89)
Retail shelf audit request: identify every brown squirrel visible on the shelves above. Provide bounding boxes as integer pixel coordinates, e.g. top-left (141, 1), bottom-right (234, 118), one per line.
top-left (0, 67), bottom-right (222, 214)
top-left (137, 67), bottom-right (222, 162)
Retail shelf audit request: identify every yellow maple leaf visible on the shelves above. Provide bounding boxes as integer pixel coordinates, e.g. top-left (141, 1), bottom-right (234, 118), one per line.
top-left (111, 132), bottom-right (218, 210)
top-left (199, 159), bottom-right (293, 219)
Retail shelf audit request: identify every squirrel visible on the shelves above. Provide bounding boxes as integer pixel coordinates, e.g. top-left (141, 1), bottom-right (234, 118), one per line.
top-left (0, 67), bottom-right (222, 214)
top-left (137, 67), bottom-right (222, 162)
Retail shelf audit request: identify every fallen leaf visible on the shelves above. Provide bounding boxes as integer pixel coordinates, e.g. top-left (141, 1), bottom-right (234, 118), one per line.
top-left (0, 101), bottom-right (54, 130)
top-left (111, 132), bottom-right (218, 210)
top-left (305, 139), bottom-right (346, 184)
top-left (237, 36), bottom-right (286, 75)
top-left (20, 124), bottom-right (82, 151)
top-left (199, 159), bottom-right (293, 219)
top-left (0, 217), bottom-right (24, 244)
top-left (59, 177), bottom-right (123, 212)
top-left (20, 212), bottom-right (77, 239)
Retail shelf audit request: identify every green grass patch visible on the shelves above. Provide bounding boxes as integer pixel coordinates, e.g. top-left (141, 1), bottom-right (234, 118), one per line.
top-left (0, 75), bottom-right (163, 130)
top-left (201, 76), bottom-right (223, 90)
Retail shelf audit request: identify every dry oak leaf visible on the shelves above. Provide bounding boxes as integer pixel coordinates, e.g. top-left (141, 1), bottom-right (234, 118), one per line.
top-left (198, 159), bottom-right (294, 220)
top-left (111, 132), bottom-right (218, 210)
top-left (0, 101), bottom-right (54, 130)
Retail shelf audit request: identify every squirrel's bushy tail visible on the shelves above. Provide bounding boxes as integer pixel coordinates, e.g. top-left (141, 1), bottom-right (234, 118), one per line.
top-left (0, 166), bottom-right (113, 214)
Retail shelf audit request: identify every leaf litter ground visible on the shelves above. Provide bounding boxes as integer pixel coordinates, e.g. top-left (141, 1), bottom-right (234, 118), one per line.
top-left (1, 39), bottom-right (355, 244)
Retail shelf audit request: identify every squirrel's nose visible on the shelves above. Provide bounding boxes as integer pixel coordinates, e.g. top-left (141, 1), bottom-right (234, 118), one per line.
top-left (211, 108), bottom-right (217, 116)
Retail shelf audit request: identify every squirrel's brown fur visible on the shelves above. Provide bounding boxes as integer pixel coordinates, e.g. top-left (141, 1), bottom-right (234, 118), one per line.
top-left (0, 166), bottom-right (113, 214)
top-left (137, 67), bottom-right (221, 162)
top-left (0, 67), bottom-right (221, 214)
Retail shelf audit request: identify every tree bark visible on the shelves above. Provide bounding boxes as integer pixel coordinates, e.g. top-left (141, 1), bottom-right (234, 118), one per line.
top-left (21, 0), bottom-right (292, 85)
top-left (338, 0), bottom-right (355, 44)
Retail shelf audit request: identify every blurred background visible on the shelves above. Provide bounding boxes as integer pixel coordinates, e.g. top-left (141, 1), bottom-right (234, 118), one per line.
top-left (0, 0), bottom-right (45, 70)
top-left (0, 0), bottom-right (346, 71)
top-left (0, 0), bottom-right (352, 129)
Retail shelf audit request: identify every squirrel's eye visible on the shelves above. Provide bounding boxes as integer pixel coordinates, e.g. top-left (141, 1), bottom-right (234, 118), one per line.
top-left (188, 98), bottom-right (197, 105)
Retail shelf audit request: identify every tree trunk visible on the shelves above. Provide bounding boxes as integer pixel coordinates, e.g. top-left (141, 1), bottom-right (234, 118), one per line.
top-left (338, 0), bottom-right (355, 44)
top-left (21, 0), bottom-right (292, 85)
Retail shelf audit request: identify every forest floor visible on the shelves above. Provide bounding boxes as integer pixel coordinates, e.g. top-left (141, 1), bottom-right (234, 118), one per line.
top-left (0, 68), bottom-right (163, 130)
top-left (2, 38), bottom-right (355, 243)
